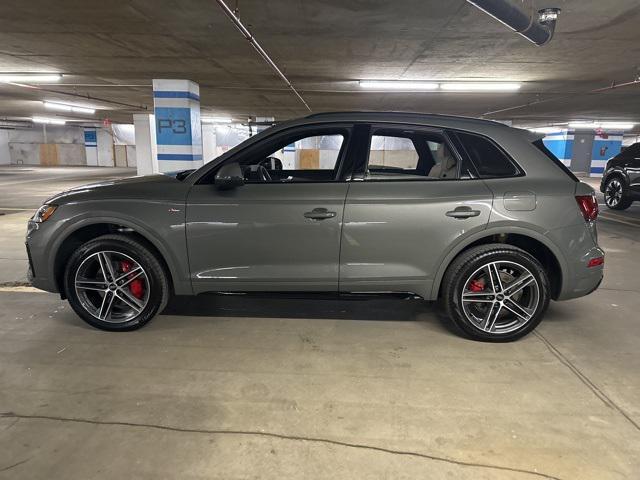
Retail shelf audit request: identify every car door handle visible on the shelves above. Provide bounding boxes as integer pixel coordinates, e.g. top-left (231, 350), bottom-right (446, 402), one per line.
top-left (445, 206), bottom-right (481, 219)
top-left (304, 208), bottom-right (336, 220)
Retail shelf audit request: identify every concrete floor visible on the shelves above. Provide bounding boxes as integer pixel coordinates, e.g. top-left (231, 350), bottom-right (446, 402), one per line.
top-left (0, 166), bottom-right (639, 479)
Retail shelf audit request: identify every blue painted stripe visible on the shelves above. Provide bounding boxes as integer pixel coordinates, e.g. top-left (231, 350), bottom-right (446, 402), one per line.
top-left (153, 91), bottom-right (200, 101)
top-left (590, 167), bottom-right (605, 173)
top-left (157, 154), bottom-right (203, 161)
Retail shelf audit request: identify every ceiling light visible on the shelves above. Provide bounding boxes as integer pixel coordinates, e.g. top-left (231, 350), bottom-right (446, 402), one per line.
top-left (201, 117), bottom-right (232, 124)
top-left (359, 81), bottom-right (439, 91)
top-left (0, 74), bottom-right (63, 83)
top-left (44, 101), bottom-right (95, 114)
top-left (528, 126), bottom-right (563, 134)
top-left (32, 116), bottom-right (66, 125)
top-left (569, 121), bottom-right (635, 130)
top-left (440, 82), bottom-right (521, 92)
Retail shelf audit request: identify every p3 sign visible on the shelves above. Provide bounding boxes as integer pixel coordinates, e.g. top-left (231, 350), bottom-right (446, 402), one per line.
top-left (155, 107), bottom-right (193, 145)
top-left (158, 118), bottom-right (187, 134)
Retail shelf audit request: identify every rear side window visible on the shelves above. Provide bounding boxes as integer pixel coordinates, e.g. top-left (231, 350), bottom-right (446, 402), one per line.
top-left (533, 139), bottom-right (578, 181)
top-left (365, 128), bottom-right (460, 181)
top-left (456, 132), bottom-right (519, 178)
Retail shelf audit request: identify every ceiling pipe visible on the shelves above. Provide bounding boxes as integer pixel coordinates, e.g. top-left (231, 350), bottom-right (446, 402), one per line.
top-left (214, 0), bottom-right (312, 112)
top-left (466, 0), bottom-right (560, 46)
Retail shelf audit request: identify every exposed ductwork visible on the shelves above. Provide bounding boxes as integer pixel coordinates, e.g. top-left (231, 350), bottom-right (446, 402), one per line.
top-left (466, 0), bottom-right (561, 46)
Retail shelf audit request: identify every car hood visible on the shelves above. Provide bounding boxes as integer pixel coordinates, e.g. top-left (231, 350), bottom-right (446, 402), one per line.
top-left (44, 174), bottom-right (182, 205)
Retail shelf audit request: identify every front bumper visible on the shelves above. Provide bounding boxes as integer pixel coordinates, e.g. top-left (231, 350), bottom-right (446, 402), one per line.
top-left (599, 176), bottom-right (606, 193)
top-left (25, 219), bottom-right (59, 293)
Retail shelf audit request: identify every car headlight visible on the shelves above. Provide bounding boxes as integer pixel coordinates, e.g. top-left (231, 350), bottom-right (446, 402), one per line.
top-left (32, 204), bottom-right (57, 223)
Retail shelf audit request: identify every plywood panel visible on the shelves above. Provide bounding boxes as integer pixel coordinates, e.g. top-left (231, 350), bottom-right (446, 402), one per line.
top-left (298, 149), bottom-right (319, 169)
top-left (114, 145), bottom-right (128, 167)
top-left (40, 144), bottom-right (58, 166)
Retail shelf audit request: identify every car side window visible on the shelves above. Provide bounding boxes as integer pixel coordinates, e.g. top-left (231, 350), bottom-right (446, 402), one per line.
top-left (365, 129), bottom-right (459, 181)
top-left (455, 131), bottom-right (519, 178)
top-left (240, 131), bottom-right (347, 183)
top-left (278, 135), bottom-right (344, 171)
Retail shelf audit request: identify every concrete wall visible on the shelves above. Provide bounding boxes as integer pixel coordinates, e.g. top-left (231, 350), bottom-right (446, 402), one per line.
top-left (0, 130), bottom-right (10, 165)
top-left (542, 129), bottom-right (624, 177)
top-left (4, 125), bottom-right (118, 167)
top-left (202, 124), bottom-right (217, 164)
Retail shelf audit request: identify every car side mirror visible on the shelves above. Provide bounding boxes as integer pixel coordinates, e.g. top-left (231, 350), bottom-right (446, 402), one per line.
top-left (215, 162), bottom-right (245, 190)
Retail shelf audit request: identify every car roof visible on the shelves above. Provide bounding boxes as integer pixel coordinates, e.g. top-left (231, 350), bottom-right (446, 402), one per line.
top-left (304, 111), bottom-right (508, 128)
top-left (295, 111), bottom-right (540, 141)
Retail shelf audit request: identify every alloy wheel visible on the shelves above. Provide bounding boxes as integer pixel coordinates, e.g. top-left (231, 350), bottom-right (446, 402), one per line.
top-left (74, 250), bottom-right (150, 323)
top-left (605, 179), bottom-right (623, 207)
top-left (460, 260), bottom-right (540, 334)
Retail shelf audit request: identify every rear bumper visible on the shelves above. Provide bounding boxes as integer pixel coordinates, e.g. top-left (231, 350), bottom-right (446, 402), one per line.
top-left (558, 266), bottom-right (603, 300)
top-left (556, 241), bottom-right (604, 301)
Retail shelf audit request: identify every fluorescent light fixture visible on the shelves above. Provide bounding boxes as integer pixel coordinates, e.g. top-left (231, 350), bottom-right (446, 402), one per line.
top-left (44, 101), bottom-right (95, 115)
top-left (32, 116), bottom-right (66, 125)
top-left (0, 74), bottom-right (62, 83)
top-left (569, 121), bottom-right (635, 130)
top-left (359, 80), bottom-right (521, 92)
top-left (201, 116), bottom-right (233, 124)
top-left (359, 80), bottom-right (439, 91)
top-left (440, 82), bottom-right (521, 92)
top-left (528, 126), bottom-right (562, 134)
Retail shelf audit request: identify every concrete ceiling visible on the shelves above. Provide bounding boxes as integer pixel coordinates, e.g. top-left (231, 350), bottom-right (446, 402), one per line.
top-left (0, 0), bottom-right (639, 128)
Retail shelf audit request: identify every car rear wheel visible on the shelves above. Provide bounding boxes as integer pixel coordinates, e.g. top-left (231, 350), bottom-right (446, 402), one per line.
top-left (64, 234), bottom-right (169, 331)
top-left (604, 177), bottom-right (632, 210)
top-left (442, 244), bottom-right (550, 342)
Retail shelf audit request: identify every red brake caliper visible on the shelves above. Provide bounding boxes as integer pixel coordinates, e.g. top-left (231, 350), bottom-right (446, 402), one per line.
top-left (469, 279), bottom-right (485, 292)
top-left (120, 261), bottom-right (145, 299)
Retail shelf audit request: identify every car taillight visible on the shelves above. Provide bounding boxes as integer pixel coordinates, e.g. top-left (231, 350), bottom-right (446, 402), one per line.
top-left (575, 194), bottom-right (599, 222)
top-left (588, 257), bottom-right (604, 268)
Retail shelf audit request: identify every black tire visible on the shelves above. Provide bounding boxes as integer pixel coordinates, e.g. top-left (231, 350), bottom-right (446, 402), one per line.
top-left (604, 176), bottom-right (632, 210)
top-left (442, 244), bottom-right (550, 342)
top-left (64, 234), bottom-right (169, 331)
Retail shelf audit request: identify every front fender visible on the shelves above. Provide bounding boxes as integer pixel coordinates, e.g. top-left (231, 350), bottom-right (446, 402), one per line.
top-left (44, 203), bottom-right (192, 295)
top-left (601, 167), bottom-right (629, 191)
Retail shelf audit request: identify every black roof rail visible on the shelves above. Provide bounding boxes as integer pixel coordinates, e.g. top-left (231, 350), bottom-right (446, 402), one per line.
top-left (304, 111), bottom-right (509, 127)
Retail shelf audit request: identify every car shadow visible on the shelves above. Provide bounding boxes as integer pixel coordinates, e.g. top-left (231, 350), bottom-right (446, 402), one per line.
top-left (163, 293), bottom-right (449, 324)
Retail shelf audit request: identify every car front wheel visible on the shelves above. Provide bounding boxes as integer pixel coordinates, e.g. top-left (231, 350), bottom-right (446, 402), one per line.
top-left (64, 234), bottom-right (169, 331)
top-left (604, 177), bottom-right (632, 210)
top-left (442, 244), bottom-right (550, 342)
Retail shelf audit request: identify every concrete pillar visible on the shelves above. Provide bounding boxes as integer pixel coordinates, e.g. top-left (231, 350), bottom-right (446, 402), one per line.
top-left (84, 128), bottom-right (98, 166)
top-left (541, 129), bottom-right (572, 166)
top-left (152, 79), bottom-right (203, 172)
top-left (0, 130), bottom-right (10, 165)
top-left (590, 131), bottom-right (623, 177)
top-left (201, 124), bottom-right (217, 164)
top-left (133, 114), bottom-right (157, 176)
top-left (255, 116), bottom-right (275, 133)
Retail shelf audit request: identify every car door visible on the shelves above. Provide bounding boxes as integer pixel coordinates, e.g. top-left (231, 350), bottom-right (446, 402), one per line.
top-left (339, 124), bottom-right (493, 299)
top-left (186, 124), bottom-right (354, 293)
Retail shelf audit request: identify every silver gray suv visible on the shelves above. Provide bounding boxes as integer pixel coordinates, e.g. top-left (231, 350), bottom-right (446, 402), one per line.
top-left (26, 112), bottom-right (604, 341)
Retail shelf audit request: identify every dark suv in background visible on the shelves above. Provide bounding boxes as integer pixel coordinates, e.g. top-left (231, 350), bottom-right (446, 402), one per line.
top-left (600, 142), bottom-right (640, 210)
